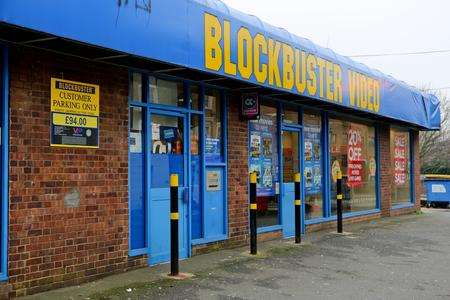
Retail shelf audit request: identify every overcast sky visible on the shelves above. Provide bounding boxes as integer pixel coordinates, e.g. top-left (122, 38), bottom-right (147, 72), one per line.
top-left (221, 0), bottom-right (450, 96)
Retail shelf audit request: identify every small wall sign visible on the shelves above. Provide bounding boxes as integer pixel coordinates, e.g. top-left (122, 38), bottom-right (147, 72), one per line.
top-left (50, 78), bottom-right (100, 148)
top-left (241, 93), bottom-right (259, 120)
top-left (206, 170), bottom-right (221, 191)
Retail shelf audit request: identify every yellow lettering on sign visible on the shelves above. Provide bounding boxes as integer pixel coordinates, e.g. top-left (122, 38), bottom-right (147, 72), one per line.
top-left (316, 57), bottom-right (325, 98)
top-left (282, 43), bottom-right (294, 90)
top-left (237, 27), bottom-right (253, 79)
top-left (360, 75), bottom-right (368, 109)
top-left (223, 20), bottom-right (236, 75)
top-left (333, 64), bottom-right (343, 103)
top-left (367, 77), bottom-right (374, 111)
top-left (325, 60), bottom-right (334, 101)
top-left (306, 54), bottom-right (317, 96)
top-left (268, 39), bottom-right (282, 88)
top-left (373, 79), bottom-right (380, 112)
top-left (50, 78), bottom-right (99, 116)
top-left (348, 70), bottom-right (357, 106)
top-left (295, 49), bottom-right (307, 94)
top-left (253, 33), bottom-right (268, 83)
top-left (204, 13), bottom-right (222, 71)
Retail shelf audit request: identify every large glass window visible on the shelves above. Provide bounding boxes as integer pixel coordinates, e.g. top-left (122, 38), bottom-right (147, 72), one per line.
top-left (149, 76), bottom-right (185, 107)
top-left (129, 107), bottom-right (145, 250)
top-left (205, 89), bottom-right (222, 163)
top-left (191, 114), bottom-right (202, 239)
top-left (131, 72), bottom-right (143, 102)
top-left (329, 118), bottom-right (376, 214)
top-left (150, 114), bottom-right (184, 188)
top-left (303, 111), bottom-right (323, 219)
top-left (390, 128), bottom-right (411, 205)
top-left (249, 105), bottom-right (280, 227)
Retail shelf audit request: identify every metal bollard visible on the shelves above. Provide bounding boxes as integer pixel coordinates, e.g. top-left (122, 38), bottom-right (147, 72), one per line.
top-left (249, 172), bottom-right (257, 255)
top-left (170, 174), bottom-right (179, 276)
top-left (336, 171), bottom-right (343, 233)
top-left (294, 173), bottom-right (301, 244)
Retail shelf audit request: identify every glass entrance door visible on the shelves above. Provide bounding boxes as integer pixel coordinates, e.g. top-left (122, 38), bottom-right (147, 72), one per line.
top-left (281, 129), bottom-right (302, 238)
top-left (149, 111), bottom-right (188, 264)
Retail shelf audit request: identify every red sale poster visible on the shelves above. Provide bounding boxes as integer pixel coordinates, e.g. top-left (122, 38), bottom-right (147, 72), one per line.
top-left (394, 134), bottom-right (407, 185)
top-left (347, 125), bottom-right (363, 188)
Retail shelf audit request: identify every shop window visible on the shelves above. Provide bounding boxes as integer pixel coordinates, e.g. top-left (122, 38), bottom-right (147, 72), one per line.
top-left (149, 76), bottom-right (185, 107)
top-left (205, 89), bottom-right (222, 163)
top-left (282, 131), bottom-right (299, 183)
top-left (150, 114), bottom-right (184, 188)
top-left (329, 118), bottom-right (376, 214)
top-left (189, 85), bottom-right (201, 111)
top-left (390, 128), bottom-right (411, 205)
top-left (191, 114), bottom-right (202, 239)
top-left (303, 111), bottom-right (323, 219)
top-left (129, 106), bottom-right (145, 250)
top-left (131, 72), bottom-right (143, 102)
top-left (249, 105), bottom-right (280, 227)
top-left (282, 107), bottom-right (299, 125)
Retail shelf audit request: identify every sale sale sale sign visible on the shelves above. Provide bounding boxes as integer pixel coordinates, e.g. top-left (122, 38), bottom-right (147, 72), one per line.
top-left (394, 134), bottom-right (408, 185)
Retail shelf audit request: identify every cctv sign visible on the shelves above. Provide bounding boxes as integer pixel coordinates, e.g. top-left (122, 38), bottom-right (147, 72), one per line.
top-left (241, 93), bottom-right (259, 120)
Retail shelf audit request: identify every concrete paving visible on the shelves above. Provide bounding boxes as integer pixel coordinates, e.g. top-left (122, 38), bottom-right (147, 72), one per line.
top-left (22, 208), bottom-right (450, 300)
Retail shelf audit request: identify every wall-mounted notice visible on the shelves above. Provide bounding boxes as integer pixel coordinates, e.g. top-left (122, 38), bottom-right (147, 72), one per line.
top-left (206, 170), bottom-right (221, 191)
top-left (347, 125), bottom-right (363, 187)
top-left (50, 78), bottom-right (100, 148)
top-left (394, 134), bottom-right (407, 185)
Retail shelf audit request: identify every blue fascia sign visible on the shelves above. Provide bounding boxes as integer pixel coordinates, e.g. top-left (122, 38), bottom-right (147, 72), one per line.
top-left (0, 0), bottom-right (441, 129)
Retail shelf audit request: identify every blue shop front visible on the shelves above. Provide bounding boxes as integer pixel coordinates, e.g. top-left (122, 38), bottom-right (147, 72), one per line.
top-left (0, 0), bottom-right (442, 287)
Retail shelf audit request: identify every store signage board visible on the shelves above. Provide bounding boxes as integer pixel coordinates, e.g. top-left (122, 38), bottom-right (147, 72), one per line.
top-left (241, 93), bottom-right (259, 120)
top-left (50, 78), bottom-right (100, 148)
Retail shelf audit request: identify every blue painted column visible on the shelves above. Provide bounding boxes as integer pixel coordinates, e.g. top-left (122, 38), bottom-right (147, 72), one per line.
top-left (1, 44), bottom-right (9, 281)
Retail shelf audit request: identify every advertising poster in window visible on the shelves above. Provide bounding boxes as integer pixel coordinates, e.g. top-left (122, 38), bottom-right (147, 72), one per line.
top-left (304, 124), bottom-right (322, 194)
top-left (249, 115), bottom-right (279, 196)
top-left (347, 124), bottom-right (364, 187)
top-left (394, 134), bottom-right (407, 185)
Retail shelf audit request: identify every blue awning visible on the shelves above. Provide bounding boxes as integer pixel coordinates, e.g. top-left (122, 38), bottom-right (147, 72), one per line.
top-left (0, 0), bottom-right (441, 129)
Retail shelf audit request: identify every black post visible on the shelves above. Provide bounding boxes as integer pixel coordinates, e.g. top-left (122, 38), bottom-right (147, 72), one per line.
top-left (336, 172), bottom-right (343, 234)
top-left (170, 174), bottom-right (179, 276)
top-left (294, 173), bottom-right (301, 244)
top-left (249, 172), bottom-right (257, 255)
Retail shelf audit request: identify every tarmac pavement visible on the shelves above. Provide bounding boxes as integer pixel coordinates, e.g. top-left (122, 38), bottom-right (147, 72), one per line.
top-left (22, 208), bottom-right (450, 300)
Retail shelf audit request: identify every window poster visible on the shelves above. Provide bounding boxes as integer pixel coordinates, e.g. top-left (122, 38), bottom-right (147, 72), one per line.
top-left (304, 124), bottom-right (322, 194)
top-left (205, 137), bottom-right (221, 161)
top-left (249, 114), bottom-right (279, 196)
top-left (347, 124), bottom-right (364, 187)
top-left (394, 134), bottom-right (407, 185)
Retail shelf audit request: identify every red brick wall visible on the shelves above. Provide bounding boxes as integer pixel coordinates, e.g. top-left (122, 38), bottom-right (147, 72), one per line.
top-left (379, 124), bottom-right (392, 216)
top-left (226, 95), bottom-right (249, 244)
top-left (7, 47), bottom-right (145, 297)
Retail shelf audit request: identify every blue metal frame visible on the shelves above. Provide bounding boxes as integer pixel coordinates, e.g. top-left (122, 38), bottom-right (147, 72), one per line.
top-left (0, 45), bottom-right (9, 281)
top-left (322, 111), bottom-right (331, 218)
top-left (128, 71), bottom-right (229, 259)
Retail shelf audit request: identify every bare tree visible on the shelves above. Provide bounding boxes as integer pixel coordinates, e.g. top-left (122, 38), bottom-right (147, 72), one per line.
top-left (419, 90), bottom-right (450, 174)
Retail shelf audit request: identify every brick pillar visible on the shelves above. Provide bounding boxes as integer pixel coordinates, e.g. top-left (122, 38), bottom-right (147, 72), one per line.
top-left (412, 130), bottom-right (421, 209)
top-left (379, 124), bottom-right (392, 216)
top-left (227, 94), bottom-right (249, 245)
